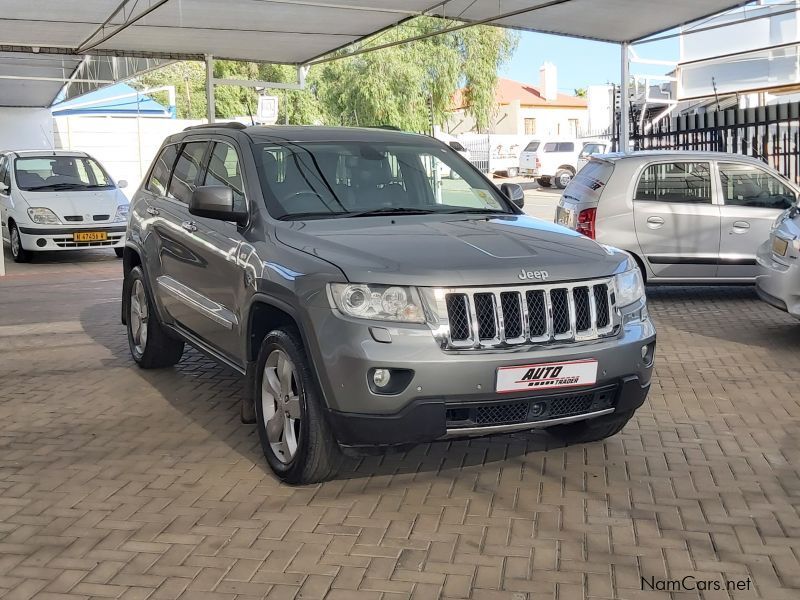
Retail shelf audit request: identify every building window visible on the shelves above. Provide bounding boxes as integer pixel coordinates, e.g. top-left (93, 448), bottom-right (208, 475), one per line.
top-left (568, 119), bottom-right (580, 137)
top-left (524, 118), bottom-right (537, 135)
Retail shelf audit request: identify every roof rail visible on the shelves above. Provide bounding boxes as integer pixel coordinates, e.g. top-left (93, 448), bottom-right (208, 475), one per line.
top-left (183, 122), bottom-right (248, 132)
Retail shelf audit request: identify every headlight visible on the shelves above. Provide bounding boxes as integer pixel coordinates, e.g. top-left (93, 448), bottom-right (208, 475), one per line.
top-left (614, 267), bottom-right (645, 309)
top-left (329, 283), bottom-right (425, 323)
top-left (114, 204), bottom-right (130, 223)
top-left (27, 207), bottom-right (60, 225)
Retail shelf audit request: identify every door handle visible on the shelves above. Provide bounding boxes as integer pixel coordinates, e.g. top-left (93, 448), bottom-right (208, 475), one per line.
top-left (646, 216), bottom-right (665, 228)
top-left (732, 221), bottom-right (750, 233)
top-left (146, 206), bottom-right (159, 216)
top-left (181, 220), bottom-right (198, 233)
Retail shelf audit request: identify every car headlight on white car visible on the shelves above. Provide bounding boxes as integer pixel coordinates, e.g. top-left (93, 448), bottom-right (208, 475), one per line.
top-left (114, 204), bottom-right (130, 223)
top-left (27, 207), bottom-right (61, 225)
top-left (329, 283), bottom-right (425, 323)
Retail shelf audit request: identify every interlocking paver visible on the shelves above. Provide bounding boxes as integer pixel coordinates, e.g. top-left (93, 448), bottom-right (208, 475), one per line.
top-left (2, 255), bottom-right (800, 600)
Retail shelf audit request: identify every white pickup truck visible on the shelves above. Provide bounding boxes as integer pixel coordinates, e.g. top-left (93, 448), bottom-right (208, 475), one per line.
top-left (520, 139), bottom-right (610, 188)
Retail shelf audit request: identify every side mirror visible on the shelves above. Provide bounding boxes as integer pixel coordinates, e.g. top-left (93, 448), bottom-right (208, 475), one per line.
top-left (189, 186), bottom-right (247, 224)
top-left (117, 180), bottom-right (128, 189)
top-left (501, 182), bottom-right (525, 209)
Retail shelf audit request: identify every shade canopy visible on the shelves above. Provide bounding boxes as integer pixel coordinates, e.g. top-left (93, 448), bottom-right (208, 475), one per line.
top-left (0, 0), bottom-right (750, 107)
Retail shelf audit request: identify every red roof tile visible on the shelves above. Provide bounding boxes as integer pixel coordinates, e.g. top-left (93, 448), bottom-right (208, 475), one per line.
top-left (452, 78), bottom-right (587, 110)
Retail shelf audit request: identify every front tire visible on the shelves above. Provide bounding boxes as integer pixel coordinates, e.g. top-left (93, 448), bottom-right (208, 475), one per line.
top-left (537, 177), bottom-right (551, 188)
top-left (547, 409), bottom-right (635, 445)
top-left (255, 328), bottom-right (341, 484)
top-left (10, 224), bottom-right (30, 263)
top-left (554, 169), bottom-right (573, 189)
top-left (124, 266), bottom-right (184, 368)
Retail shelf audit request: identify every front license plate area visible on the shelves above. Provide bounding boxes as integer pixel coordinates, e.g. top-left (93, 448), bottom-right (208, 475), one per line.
top-left (496, 359), bottom-right (598, 393)
top-left (73, 231), bottom-right (108, 242)
top-left (772, 236), bottom-right (789, 257)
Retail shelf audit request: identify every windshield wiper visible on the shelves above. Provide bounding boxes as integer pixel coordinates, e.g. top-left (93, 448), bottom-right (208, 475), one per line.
top-left (277, 211), bottom-right (347, 221)
top-left (25, 183), bottom-right (85, 191)
top-left (441, 208), bottom-right (508, 215)
top-left (344, 207), bottom-right (439, 218)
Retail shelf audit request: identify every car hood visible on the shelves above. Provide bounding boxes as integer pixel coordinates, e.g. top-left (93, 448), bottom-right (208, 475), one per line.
top-left (18, 188), bottom-right (126, 223)
top-left (275, 214), bottom-right (631, 287)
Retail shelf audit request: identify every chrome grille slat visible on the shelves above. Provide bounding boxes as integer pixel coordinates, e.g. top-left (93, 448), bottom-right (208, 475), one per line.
top-left (438, 278), bottom-right (617, 350)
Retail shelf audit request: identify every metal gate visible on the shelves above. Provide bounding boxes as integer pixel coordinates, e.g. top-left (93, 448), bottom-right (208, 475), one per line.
top-left (632, 102), bottom-right (800, 183)
top-left (461, 136), bottom-right (490, 173)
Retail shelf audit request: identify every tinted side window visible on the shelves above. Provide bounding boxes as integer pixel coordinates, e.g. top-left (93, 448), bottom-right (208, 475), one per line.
top-left (524, 141), bottom-right (540, 152)
top-left (543, 142), bottom-right (558, 152)
top-left (719, 162), bottom-right (794, 210)
top-left (169, 142), bottom-right (208, 204)
top-left (0, 158), bottom-right (7, 191)
top-left (557, 142), bottom-right (575, 152)
top-left (204, 143), bottom-right (246, 212)
top-left (635, 162), bottom-right (712, 204)
top-left (146, 144), bottom-right (179, 196)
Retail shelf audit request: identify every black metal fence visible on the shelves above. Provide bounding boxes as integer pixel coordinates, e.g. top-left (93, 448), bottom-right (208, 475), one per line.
top-left (629, 102), bottom-right (800, 184)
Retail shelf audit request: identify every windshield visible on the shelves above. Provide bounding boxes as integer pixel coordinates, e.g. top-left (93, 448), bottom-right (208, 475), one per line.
top-left (252, 141), bottom-right (511, 220)
top-left (14, 156), bottom-right (114, 191)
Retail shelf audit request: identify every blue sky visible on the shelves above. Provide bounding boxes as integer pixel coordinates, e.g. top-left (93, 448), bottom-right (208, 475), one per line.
top-left (502, 31), bottom-right (680, 94)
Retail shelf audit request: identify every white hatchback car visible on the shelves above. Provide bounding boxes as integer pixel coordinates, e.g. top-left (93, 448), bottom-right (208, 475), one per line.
top-left (0, 150), bottom-right (129, 262)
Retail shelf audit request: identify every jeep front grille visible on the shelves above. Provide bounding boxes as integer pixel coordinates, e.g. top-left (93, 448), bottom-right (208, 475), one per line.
top-left (436, 279), bottom-right (616, 349)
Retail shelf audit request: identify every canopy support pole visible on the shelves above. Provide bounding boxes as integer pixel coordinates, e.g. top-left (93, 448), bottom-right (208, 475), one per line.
top-left (205, 54), bottom-right (215, 123)
top-left (620, 41), bottom-right (630, 152)
top-left (0, 221), bottom-right (5, 276)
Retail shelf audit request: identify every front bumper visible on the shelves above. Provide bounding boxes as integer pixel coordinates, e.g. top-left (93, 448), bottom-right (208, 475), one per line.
top-left (756, 240), bottom-right (800, 318)
top-left (306, 305), bottom-right (656, 447)
top-left (18, 225), bottom-right (126, 251)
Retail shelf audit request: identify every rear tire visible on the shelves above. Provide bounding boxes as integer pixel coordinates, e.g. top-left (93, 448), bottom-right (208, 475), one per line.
top-left (10, 223), bottom-right (30, 263)
top-left (114, 247), bottom-right (124, 258)
top-left (554, 169), bottom-right (573, 189)
top-left (547, 409), bottom-right (635, 445)
top-left (255, 327), bottom-right (341, 484)
top-left (537, 177), bottom-right (551, 188)
top-left (124, 266), bottom-right (184, 368)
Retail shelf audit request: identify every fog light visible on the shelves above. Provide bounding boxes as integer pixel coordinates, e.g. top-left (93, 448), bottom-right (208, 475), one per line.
top-left (641, 345), bottom-right (648, 358)
top-left (530, 402), bottom-right (545, 417)
top-left (373, 368), bottom-right (391, 388)
top-left (36, 238), bottom-right (46, 247)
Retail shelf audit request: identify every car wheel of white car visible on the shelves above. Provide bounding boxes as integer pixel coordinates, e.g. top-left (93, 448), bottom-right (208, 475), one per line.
top-left (537, 177), bottom-right (551, 188)
top-left (10, 223), bottom-right (30, 263)
top-left (555, 169), bottom-right (573, 189)
top-left (125, 266), bottom-right (185, 368)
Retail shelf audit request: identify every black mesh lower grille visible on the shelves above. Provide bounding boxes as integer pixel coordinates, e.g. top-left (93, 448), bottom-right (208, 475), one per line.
top-left (594, 284), bottom-right (610, 328)
top-left (446, 294), bottom-right (470, 341)
top-left (551, 288), bottom-right (570, 334)
top-left (549, 394), bottom-right (594, 418)
top-left (474, 293), bottom-right (496, 340)
top-left (475, 402), bottom-right (529, 425)
top-left (573, 286), bottom-right (591, 331)
top-left (500, 292), bottom-right (522, 339)
top-left (445, 386), bottom-right (618, 429)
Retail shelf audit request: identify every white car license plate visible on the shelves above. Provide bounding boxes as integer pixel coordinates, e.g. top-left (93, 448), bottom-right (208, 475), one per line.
top-left (496, 359), bottom-right (598, 393)
top-left (556, 206), bottom-right (575, 228)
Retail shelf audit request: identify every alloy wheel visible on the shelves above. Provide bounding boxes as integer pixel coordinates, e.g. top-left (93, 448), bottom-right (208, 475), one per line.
top-left (130, 279), bottom-right (149, 354)
top-left (261, 349), bottom-right (302, 464)
top-left (10, 227), bottom-right (20, 258)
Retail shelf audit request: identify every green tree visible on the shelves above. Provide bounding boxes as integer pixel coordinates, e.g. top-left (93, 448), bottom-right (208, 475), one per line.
top-left (574, 87), bottom-right (587, 98)
top-left (133, 17), bottom-right (517, 130)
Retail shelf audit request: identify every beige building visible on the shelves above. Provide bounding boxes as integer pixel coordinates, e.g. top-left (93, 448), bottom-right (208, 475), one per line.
top-left (447, 63), bottom-right (589, 137)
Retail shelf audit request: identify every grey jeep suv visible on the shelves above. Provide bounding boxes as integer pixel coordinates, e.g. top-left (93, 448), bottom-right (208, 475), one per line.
top-left (122, 124), bottom-right (656, 484)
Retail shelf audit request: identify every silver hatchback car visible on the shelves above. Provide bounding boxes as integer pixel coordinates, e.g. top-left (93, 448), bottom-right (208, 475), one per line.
top-left (557, 151), bottom-right (798, 283)
top-left (756, 205), bottom-right (800, 317)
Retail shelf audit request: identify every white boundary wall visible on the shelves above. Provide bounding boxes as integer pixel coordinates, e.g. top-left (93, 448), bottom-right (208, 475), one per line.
top-left (0, 108), bottom-right (54, 150)
top-left (53, 116), bottom-right (204, 196)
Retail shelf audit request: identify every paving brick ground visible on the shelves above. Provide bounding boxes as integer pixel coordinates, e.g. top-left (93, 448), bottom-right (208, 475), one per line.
top-left (1, 251), bottom-right (799, 600)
